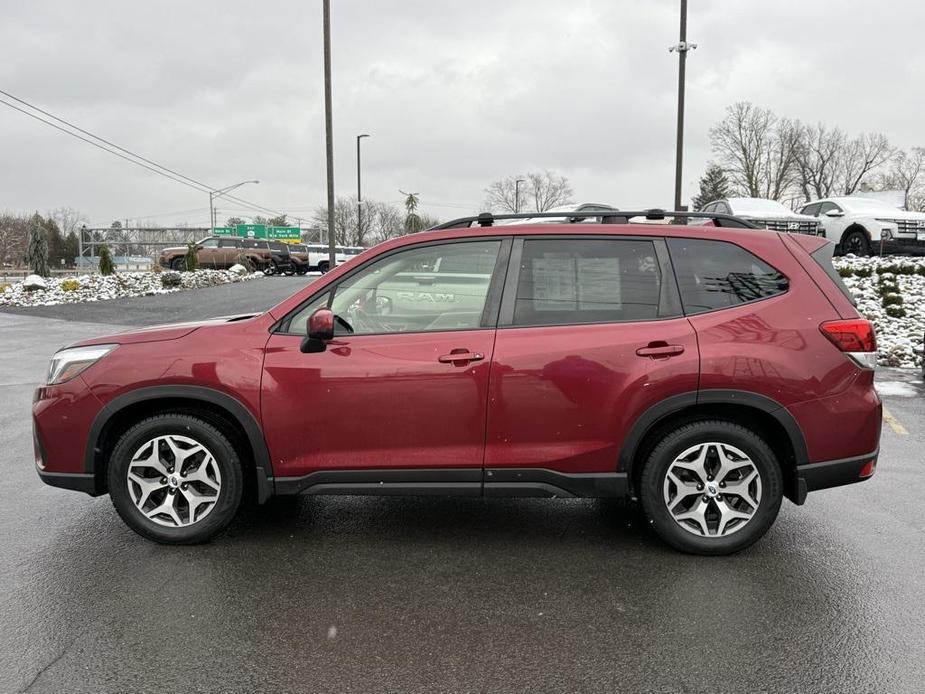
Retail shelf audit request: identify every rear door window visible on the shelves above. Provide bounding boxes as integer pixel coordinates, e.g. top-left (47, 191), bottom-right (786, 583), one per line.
top-left (511, 239), bottom-right (662, 326)
top-left (667, 238), bottom-right (788, 315)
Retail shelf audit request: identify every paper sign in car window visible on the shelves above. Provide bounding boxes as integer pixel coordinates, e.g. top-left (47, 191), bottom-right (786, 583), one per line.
top-left (531, 257), bottom-right (577, 311)
top-left (577, 257), bottom-right (621, 310)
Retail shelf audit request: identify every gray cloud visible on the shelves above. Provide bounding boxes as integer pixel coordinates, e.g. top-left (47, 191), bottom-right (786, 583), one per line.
top-left (1, 0), bottom-right (922, 227)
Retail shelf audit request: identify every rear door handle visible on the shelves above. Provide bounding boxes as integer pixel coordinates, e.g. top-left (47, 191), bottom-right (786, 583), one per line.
top-left (636, 342), bottom-right (685, 359)
top-left (438, 350), bottom-right (484, 364)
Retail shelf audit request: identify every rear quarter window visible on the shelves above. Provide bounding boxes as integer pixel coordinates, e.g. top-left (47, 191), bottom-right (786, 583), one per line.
top-left (667, 238), bottom-right (789, 315)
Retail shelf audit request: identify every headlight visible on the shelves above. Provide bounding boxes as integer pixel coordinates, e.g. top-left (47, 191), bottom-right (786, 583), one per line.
top-left (47, 344), bottom-right (117, 385)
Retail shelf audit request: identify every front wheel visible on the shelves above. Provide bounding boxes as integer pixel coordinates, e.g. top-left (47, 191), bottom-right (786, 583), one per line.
top-left (170, 257), bottom-right (185, 271)
top-left (108, 414), bottom-right (243, 544)
top-left (840, 229), bottom-right (870, 256)
top-left (639, 420), bottom-right (783, 555)
top-left (318, 261), bottom-right (330, 274)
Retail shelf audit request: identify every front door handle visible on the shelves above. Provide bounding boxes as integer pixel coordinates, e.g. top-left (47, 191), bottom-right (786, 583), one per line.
top-left (438, 350), bottom-right (484, 365)
top-left (636, 342), bottom-right (685, 359)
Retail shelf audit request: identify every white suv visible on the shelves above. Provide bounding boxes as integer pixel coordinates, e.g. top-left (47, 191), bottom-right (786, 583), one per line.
top-left (700, 198), bottom-right (822, 236)
top-left (798, 196), bottom-right (925, 255)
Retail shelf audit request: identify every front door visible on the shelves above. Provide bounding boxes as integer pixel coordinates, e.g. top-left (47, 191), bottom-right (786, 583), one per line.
top-left (485, 236), bottom-right (699, 474)
top-left (261, 238), bottom-right (509, 478)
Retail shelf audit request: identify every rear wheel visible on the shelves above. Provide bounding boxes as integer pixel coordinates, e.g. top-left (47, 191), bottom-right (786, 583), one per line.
top-left (841, 229), bottom-right (870, 256)
top-left (107, 414), bottom-right (243, 544)
top-left (170, 257), bottom-right (185, 271)
top-left (639, 420), bottom-right (783, 555)
top-left (263, 261), bottom-right (278, 276)
top-left (318, 260), bottom-right (330, 274)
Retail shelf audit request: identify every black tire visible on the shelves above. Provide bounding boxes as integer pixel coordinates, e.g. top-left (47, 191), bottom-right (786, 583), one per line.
top-left (840, 229), bottom-right (870, 256)
top-left (318, 261), bottom-right (329, 274)
top-left (263, 261), bottom-right (278, 276)
top-left (639, 420), bottom-right (783, 555)
top-left (107, 414), bottom-right (243, 544)
top-left (170, 257), bottom-right (185, 271)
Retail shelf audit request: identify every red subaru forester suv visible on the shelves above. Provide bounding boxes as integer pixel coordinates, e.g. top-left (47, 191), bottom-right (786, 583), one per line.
top-left (33, 211), bottom-right (881, 554)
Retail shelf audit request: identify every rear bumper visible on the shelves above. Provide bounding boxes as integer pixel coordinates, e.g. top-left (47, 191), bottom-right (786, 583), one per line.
top-left (792, 448), bottom-right (878, 504)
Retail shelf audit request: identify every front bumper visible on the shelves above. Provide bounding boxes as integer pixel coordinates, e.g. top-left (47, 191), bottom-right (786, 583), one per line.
top-left (36, 470), bottom-right (100, 495)
top-left (876, 236), bottom-right (925, 255)
top-left (33, 378), bottom-right (105, 495)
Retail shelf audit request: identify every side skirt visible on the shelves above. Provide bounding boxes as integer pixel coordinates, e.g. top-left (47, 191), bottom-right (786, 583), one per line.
top-left (271, 468), bottom-right (628, 499)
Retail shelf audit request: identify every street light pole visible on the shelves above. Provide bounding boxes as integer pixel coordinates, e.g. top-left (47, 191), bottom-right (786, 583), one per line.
top-left (357, 133), bottom-right (370, 246)
top-left (515, 178), bottom-right (525, 213)
top-left (322, 0), bottom-right (336, 268)
top-left (209, 180), bottom-right (259, 231)
top-left (670, 0), bottom-right (696, 212)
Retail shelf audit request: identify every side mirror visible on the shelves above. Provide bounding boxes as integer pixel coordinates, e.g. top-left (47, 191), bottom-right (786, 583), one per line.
top-left (824, 209), bottom-right (844, 218)
top-left (301, 308), bottom-right (334, 353)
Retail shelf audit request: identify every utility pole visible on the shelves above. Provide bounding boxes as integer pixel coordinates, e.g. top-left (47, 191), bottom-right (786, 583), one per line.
top-left (209, 180), bottom-right (259, 232)
top-left (323, 0), bottom-right (336, 268)
top-left (670, 0), bottom-right (696, 212)
top-left (515, 178), bottom-right (525, 213)
top-left (357, 133), bottom-right (370, 246)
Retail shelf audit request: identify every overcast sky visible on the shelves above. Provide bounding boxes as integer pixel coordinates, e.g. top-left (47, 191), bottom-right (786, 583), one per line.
top-left (1, 0), bottom-right (923, 228)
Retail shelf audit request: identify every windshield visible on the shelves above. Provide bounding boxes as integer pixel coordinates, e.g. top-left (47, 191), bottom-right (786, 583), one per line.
top-left (728, 198), bottom-right (793, 216)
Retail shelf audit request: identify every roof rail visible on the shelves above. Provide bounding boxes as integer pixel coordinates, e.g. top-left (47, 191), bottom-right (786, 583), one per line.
top-left (430, 209), bottom-right (759, 230)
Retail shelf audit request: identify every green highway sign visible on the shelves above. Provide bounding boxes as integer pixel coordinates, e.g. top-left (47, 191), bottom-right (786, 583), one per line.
top-left (212, 227), bottom-right (234, 236)
top-left (268, 226), bottom-right (302, 242)
top-left (235, 223), bottom-right (267, 239)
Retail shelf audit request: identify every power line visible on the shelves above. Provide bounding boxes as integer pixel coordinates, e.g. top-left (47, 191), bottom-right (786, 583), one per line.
top-left (0, 87), bottom-right (289, 219)
top-left (0, 96), bottom-right (212, 195)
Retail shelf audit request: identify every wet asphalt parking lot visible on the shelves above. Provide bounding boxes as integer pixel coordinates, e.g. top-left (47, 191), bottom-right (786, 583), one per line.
top-left (1, 277), bottom-right (924, 693)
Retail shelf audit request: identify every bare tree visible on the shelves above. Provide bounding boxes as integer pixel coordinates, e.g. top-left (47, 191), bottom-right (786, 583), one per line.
top-left (49, 206), bottom-right (89, 238)
top-left (527, 170), bottom-right (574, 211)
top-left (0, 214), bottom-right (29, 268)
top-left (484, 171), bottom-right (573, 212)
top-left (838, 132), bottom-right (893, 195)
top-left (484, 176), bottom-right (522, 213)
top-left (794, 122), bottom-right (846, 201)
top-left (875, 147), bottom-right (925, 208)
top-left (312, 196), bottom-right (407, 246)
top-left (709, 102), bottom-right (801, 200)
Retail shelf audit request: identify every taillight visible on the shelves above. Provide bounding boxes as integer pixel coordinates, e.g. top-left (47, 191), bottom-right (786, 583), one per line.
top-left (820, 319), bottom-right (877, 369)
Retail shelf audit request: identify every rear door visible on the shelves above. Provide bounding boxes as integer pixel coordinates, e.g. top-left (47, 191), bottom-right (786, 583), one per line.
top-left (485, 235), bottom-right (699, 474)
top-left (218, 237), bottom-right (240, 268)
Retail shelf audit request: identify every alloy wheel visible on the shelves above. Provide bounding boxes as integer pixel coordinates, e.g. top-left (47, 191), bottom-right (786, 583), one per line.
top-left (126, 434), bottom-right (222, 528)
top-left (662, 441), bottom-right (762, 537)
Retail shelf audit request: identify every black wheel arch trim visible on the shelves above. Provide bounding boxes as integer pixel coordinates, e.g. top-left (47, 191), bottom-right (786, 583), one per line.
top-left (618, 388), bottom-right (809, 488)
top-left (84, 385), bottom-right (274, 502)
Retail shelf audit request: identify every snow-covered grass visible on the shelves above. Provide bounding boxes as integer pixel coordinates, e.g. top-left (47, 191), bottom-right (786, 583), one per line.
top-left (834, 255), bottom-right (925, 370)
top-left (0, 269), bottom-right (263, 308)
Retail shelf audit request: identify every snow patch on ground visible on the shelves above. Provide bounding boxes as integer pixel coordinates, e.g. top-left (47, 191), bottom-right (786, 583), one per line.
top-left (0, 270), bottom-right (264, 308)
top-left (834, 255), bottom-right (925, 370)
top-left (875, 381), bottom-right (920, 397)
